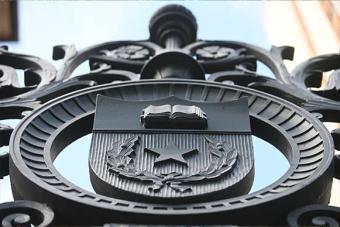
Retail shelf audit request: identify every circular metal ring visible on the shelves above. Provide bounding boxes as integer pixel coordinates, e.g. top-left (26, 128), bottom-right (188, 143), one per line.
top-left (9, 79), bottom-right (333, 225)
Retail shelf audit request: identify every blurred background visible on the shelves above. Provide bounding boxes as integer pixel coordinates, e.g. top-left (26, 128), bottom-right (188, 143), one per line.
top-left (0, 1), bottom-right (339, 205)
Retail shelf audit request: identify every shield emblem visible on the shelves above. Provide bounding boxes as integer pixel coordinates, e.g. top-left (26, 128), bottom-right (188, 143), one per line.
top-left (89, 95), bottom-right (254, 202)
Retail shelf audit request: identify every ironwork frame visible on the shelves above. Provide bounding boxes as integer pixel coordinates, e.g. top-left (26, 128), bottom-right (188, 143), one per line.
top-left (0, 4), bottom-right (339, 226)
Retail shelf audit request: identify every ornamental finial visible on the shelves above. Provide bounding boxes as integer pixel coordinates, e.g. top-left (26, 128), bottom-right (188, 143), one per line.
top-left (149, 4), bottom-right (197, 48)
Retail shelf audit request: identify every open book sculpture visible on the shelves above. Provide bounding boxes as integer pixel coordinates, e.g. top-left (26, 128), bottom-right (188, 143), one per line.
top-left (141, 104), bottom-right (207, 129)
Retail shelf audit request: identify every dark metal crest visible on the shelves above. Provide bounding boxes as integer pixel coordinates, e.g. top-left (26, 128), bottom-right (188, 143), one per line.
top-left (0, 4), bottom-right (339, 226)
top-left (89, 96), bottom-right (252, 201)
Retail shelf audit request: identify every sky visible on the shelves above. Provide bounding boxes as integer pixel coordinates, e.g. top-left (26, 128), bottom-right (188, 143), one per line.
top-left (0, 1), bottom-right (288, 202)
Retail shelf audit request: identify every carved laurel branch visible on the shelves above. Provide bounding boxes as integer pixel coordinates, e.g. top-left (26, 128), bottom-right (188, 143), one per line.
top-left (107, 136), bottom-right (238, 193)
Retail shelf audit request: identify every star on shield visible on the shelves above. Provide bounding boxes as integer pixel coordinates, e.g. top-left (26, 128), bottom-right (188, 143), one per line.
top-left (145, 141), bottom-right (197, 166)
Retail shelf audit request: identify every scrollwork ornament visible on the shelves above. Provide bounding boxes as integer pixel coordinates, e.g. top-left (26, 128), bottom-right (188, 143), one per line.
top-left (2, 214), bottom-right (32, 227)
top-left (1, 3), bottom-right (340, 226)
top-left (0, 43), bottom-right (143, 168)
top-left (195, 45), bottom-right (235, 60)
top-left (187, 42), bottom-right (258, 74)
top-left (100, 45), bottom-right (151, 60)
top-left (0, 201), bottom-right (54, 227)
top-left (287, 204), bottom-right (340, 227)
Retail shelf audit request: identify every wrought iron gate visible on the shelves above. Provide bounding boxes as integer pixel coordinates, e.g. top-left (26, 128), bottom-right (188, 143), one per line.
top-left (0, 4), bottom-right (340, 226)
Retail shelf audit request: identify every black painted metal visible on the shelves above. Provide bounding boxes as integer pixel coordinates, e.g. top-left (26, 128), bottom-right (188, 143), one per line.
top-left (90, 96), bottom-right (252, 203)
top-left (288, 204), bottom-right (340, 227)
top-left (0, 201), bottom-right (54, 227)
top-left (0, 4), bottom-right (339, 226)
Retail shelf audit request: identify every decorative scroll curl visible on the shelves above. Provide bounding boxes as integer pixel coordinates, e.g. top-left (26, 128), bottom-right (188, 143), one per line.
top-left (187, 42), bottom-right (258, 74)
top-left (197, 42), bottom-right (340, 187)
top-left (0, 42), bottom-right (148, 179)
top-left (99, 45), bottom-right (151, 61)
top-left (0, 201), bottom-right (54, 227)
top-left (288, 204), bottom-right (340, 227)
top-left (1, 3), bottom-right (340, 225)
